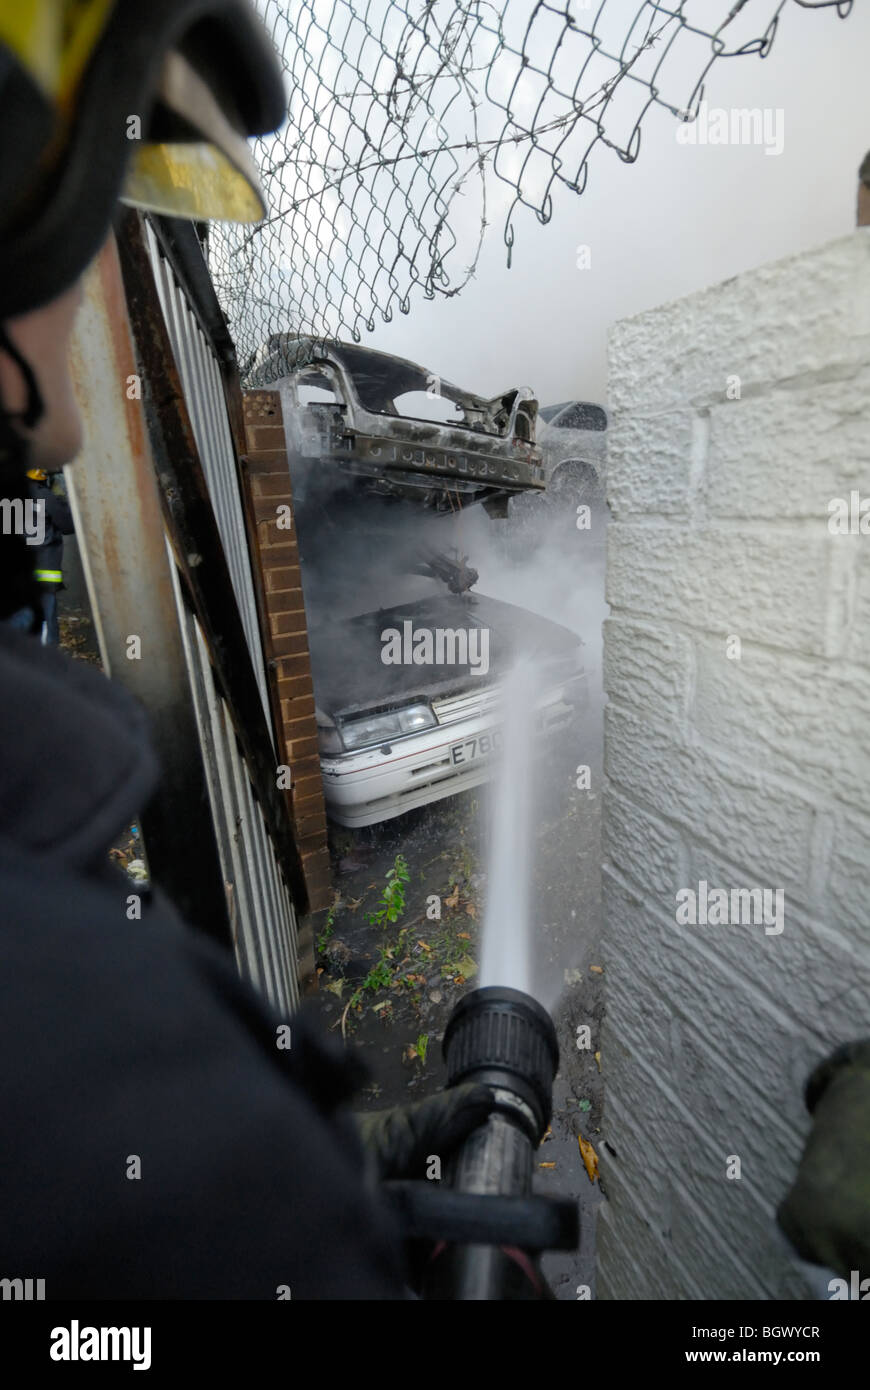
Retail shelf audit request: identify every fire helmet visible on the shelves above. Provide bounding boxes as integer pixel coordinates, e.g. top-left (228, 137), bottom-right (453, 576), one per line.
top-left (0, 0), bottom-right (287, 320)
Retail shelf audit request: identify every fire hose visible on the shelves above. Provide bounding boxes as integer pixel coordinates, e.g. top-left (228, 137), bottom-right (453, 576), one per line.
top-left (381, 985), bottom-right (580, 1299)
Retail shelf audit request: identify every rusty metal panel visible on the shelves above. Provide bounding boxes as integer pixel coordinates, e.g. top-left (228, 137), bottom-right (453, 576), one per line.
top-left (66, 236), bottom-right (233, 949)
top-left (183, 619), bottom-right (299, 1007)
top-left (114, 211), bottom-right (308, 916)
top-left (117, 211), bottom-right (306, 1004)
top-left (168, 541), bottom-right (299, 1012)
top-left (143, 219), bottom-right (272, 731)
top-left (70, 218), bottom-right (306, 1010)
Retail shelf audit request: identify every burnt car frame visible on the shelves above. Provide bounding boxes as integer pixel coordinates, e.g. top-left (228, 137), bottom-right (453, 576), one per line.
top-left (248, 335), bottom-right (544, 518)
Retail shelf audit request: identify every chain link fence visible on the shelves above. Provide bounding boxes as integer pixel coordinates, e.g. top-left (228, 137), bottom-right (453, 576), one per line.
top-left (207, 0), bottom-right (852, 376)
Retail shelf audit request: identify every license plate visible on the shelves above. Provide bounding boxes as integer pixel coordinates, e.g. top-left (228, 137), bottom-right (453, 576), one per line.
top-left (450, 729), bottom-right (503, 766)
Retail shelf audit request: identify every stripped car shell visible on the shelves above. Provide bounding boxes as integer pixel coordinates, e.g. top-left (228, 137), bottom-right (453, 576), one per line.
top-left (309, 594), bottom-right (587, 828)
top-left (537, 399), bottom-right (608, 504)
top-left (247, 336), bottom-right (544, 517)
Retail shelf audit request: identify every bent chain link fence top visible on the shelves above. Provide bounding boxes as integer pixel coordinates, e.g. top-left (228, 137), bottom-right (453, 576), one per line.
top-left (207, 0), bottom-right (851, 376)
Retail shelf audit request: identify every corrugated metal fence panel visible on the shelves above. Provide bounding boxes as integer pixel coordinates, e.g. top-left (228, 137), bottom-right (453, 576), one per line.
top-left (144, 221), bottom-right (272, 733)
top-left (168, 542), bottom-right (299, 1013)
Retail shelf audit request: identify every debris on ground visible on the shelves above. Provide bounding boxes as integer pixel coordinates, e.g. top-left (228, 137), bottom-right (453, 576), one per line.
top-left (578, 1134), bottom-right (600, 1184)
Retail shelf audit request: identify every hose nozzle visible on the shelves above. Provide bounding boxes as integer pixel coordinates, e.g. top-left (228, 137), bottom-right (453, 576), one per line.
top-left (442, 985), bottom-right (560, 1142)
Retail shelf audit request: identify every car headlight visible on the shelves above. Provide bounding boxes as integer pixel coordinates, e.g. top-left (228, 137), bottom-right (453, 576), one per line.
top-left (317, 724), bottom-right (345, 755)
top-left (338, 701), bottom-right (437, 752)
top-left (316, 708), bottom-right (345, 756)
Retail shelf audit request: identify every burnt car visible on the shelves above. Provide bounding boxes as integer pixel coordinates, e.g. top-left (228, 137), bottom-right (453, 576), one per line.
top-left (247, 336), bottom-right (544, 519)
top-left (537, 399), bottom-right (608, 511)
top-left (246, 337), bottom-right (586, 826)
top-left (309, 592), bottom-right (586, 828)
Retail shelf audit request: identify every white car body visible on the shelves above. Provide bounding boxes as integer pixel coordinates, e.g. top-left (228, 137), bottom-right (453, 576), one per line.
top-left (320, 668), bottom-right (586, 828)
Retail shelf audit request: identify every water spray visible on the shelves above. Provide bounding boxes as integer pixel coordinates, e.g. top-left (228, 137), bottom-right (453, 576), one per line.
top-left (384, 663), bottom-right (578, 1296)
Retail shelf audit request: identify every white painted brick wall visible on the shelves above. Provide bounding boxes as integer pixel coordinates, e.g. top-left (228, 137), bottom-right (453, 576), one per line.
top-left (599, 230), bottom-right (870, 1301)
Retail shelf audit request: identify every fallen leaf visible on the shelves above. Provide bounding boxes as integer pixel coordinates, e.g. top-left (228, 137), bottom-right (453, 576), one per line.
top-left (539, 1161), bottom-right (557, 1170)
top-left (594, 1050), bottom-right (601, 1073)
top-left (324, 978), bottom-right (345, 998)
top-left (578, 1135), bottom-right (599, 1183)
top-left (589, 965), bottom-right (604, 974)
top-left (542, 1125), bottom-right (553, 1143)
top-left (453, 954), bottom-right (478, 980)
top-left (465, 905), bottom-right (477, 919)
top-left (417, 939), bottom-right (431, 952)
top-left (457, 932), bottom-right (471, 940)
top-left (445, 886), bottom-right (460, 909)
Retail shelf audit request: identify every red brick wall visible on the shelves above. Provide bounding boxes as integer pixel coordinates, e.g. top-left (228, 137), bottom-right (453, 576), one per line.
top-left (241, 390), bottom-right (332, 921)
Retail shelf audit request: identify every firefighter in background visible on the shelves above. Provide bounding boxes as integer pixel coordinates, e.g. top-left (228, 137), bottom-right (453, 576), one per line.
top-left (25, 466), bottom-right (73, 643)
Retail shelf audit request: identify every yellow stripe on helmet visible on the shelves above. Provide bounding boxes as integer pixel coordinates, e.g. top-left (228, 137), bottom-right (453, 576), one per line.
top-left (0, 0), bottom-right (113, 106)
top-left (0, 4), bottom-right (270, 223)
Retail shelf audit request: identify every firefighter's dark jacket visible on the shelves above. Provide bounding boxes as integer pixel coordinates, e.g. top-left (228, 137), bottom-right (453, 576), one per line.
top-left (0, 625), bottom-right (405, 1298)
top-left (26, 475), bottom-right (74, 580)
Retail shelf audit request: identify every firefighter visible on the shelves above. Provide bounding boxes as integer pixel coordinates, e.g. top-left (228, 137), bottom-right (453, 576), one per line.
top-left (25, 466), bottom-right (74, 643)
top-left (777, 1039), bottom-right (870, 1293)
top-left (0, 0), bottom-right (493, 1300)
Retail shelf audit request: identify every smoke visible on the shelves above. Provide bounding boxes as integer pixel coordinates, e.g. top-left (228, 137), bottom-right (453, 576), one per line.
top-left (288, 457), bottom-right (454, 618)
top-left (291, 448), bottom-right (605, 625)
top-left (289, 431), bottom-right (608, 737)
top-left (434, 467), bottom-right (608, 719)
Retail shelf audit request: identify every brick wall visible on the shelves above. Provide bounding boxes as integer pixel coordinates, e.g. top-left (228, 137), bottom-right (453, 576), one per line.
top-left (242, 390), bottom-right (332, 932)
top-left (598, 230), bottom-right (870, 1299)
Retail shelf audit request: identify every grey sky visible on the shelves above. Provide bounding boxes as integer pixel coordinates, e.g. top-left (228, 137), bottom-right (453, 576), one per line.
top-left (355, 2), bottom-right (870, 408)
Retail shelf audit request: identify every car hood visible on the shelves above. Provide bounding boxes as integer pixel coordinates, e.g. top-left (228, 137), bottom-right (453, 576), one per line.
top-left (308, 593), bottom-right (582, 718)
